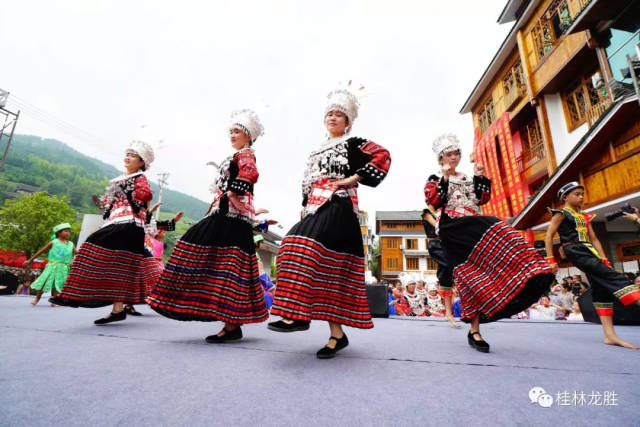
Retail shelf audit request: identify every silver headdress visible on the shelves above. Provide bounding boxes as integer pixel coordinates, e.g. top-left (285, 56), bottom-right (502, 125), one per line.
top-left (126, 140), bottom-right (155, 169)
top-left (230, 109), bottom-right (264, 142)
top-left (325, 84), bottom-right (361, 134)
top-left (424, 274), bottom-right (438, 287)
top-left (432, 133), bottom-right (461, 158)
top-left (399, 272), bottom-right (417, 287)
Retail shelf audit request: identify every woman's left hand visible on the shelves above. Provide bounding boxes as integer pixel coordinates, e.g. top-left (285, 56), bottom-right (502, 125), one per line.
top-left (149, 202), bottom-right (162, 214)
top-left (474, 163), bottom-right (485, 176)
top-left (623, 212), bottom-right (639, 223)
top-left (173, 211), bottom-right (184, 223)
top-left (329, 174), bottom-right (360, 189)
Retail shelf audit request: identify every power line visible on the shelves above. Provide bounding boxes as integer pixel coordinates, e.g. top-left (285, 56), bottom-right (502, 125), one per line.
top-left (4, 95), bottom-right (111, 150)
top-left (8, 100), bottom-right (104, 144)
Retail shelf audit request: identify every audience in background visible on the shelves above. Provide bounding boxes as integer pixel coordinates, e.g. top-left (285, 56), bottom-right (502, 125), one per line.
top-left (426, 282), bottom-right (446, 317)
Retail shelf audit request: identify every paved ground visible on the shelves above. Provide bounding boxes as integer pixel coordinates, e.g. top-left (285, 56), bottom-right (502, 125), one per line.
top-left (1, 295), bottom-right (639, 427)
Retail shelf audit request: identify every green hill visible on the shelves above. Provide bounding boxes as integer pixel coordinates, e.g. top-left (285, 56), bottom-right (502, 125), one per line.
top-left (0, 134), bottom-right (209, 219)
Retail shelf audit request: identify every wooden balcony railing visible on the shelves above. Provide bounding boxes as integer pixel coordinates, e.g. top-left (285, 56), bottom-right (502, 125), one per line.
top-left (569, 0), bottom-right (594, 19)
top-left (503, 84), bottom-right (526, 111)
top-left (586, 97), bottom-right (612, 127)
top-left (530, 0), bottom-right (593, 65)
top-left (516, 143), bottom-right (546, 172)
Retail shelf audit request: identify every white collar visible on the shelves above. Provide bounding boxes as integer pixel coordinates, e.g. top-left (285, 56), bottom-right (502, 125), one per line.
top-left (311, 135), bottom-right (349, 156)
top-left (109, 171), bottom-right (144, 183)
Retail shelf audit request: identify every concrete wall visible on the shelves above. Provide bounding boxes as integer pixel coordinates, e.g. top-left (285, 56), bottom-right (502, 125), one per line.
top-left (544, 93), bottom-right (588, 165)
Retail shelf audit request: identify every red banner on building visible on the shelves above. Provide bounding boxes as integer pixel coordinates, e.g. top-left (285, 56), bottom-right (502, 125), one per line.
top-left (474, 112), bottom-right (527, 220)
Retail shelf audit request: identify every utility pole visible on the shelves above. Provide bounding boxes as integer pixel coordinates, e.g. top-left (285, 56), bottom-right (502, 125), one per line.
top-left (156, 172), bottom-right (170, 219)
top-left (0, 89), bottom-right (20, 172)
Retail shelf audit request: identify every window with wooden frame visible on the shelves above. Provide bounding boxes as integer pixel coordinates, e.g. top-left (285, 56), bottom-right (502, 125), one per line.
top-left (426, 257), bottom-right (438, 271)
top-left (531, 19), bottom-right (555, 62)
top-left (386, 258), bottom-right (399, 269)
top-left (503, 60), bottom-right (526, 110)
top-left (517, 117), bottom-right (545, 172)
top-left (406, 257), bottom-right (419, 270)
top-left (617, 240), bottom-right (640, 262)
top-left (530, 0), bottom-right (572, 64)
top-left (385, 238), bottom-right (399, 249)
top-left (405, 238), bottom-right (418, 250)
top-left (502, 61), bottom-right (525, 96)
top-left (477, 97), bottom-right (496, 134)
top-left (520, 118), bottom-right (543, 151)
top-left (562, 70), bottom-right (606, 131)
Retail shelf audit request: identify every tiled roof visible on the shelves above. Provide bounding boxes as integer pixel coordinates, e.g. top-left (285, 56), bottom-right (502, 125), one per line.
top-left (375, 211), bottom-right (423, 221)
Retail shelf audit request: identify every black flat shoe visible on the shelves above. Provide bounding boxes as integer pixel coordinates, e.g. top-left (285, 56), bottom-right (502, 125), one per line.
top-left (94, 310), bottom-right (127, 325)
top-left (125, 305), bottom-right (142, 316)
top-left (267, 319), bottom-right (310, 332)
top-left (205, 326), bottom-right (243, 343)
top-left (316, 334), bottom-right (349, 359)
top-left (468, 331), bottom-right (490, 353)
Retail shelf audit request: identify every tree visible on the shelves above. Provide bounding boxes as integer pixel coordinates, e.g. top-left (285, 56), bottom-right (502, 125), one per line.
top-left (0, 192), bottom-right (78, 257)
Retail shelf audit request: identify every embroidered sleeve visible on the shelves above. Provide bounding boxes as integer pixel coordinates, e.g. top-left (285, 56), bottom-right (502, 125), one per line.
top-left (348, 137), bottom-right (391, 187)
top-left (133, 175), bottom-right (153, 204)
top-left (424, 175), bottom-right (448, 209)
top-left (230, 151), bottom-right (258, 195)
top-left (473, 175), bottom-right (491, 205)
top-left (156, 219), bottom-right (176, 231)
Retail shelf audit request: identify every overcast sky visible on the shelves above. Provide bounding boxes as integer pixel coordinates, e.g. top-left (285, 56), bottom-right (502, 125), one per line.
top-left (1, 0), bottom-right (511, 232)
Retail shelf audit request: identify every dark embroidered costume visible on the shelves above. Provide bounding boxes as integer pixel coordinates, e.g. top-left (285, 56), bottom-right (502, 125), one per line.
top-left (51, 172), bottom-right (153, 307)
top-left (425, 172), bottom-right (553, 323)
top-left (147, 148), bottom-right (268, 324)
top-left (550, 207), bottom-right (640, 315)
top-left (271, 136), bottom-right (391, 328)
top-left (422, 208), bottom-right (454, 296)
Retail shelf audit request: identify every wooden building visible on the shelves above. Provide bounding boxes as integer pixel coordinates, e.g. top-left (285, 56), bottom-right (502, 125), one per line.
top-left (358, 211), bottom-right (374, 272)
top-left (375, 211), bottom-right (438, 282)
top-left (461, 0), bottom-right (640, 272)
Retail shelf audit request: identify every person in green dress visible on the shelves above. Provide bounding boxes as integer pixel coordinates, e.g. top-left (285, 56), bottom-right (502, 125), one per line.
top-left (23, 223), bottom-right (77, 306)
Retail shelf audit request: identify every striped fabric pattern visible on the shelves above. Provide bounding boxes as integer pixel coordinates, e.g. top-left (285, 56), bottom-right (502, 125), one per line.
top-left (594, 302), bottom-right (614, 317)
top-left (271, 236), bottom-right (373, 329)
top-left (141, 257), bottom-right (163, 296)
top-left (613, 284), bottom-right (640, 306)
top-left (147, 241), bottom-right (268, 323)
top-left (454, 221), bottom-right (552, 321)
top-left (57, 242), bottom-right (146, 304)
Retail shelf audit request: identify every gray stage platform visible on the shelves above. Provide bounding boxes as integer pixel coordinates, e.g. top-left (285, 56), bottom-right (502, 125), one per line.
top-left (1, 295), bottom-right (638, 427)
